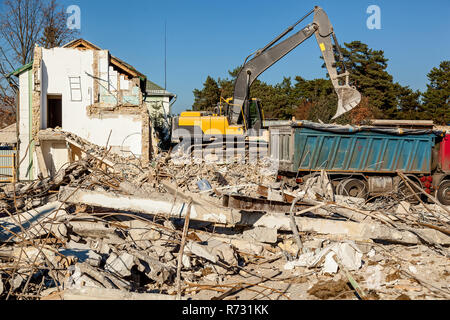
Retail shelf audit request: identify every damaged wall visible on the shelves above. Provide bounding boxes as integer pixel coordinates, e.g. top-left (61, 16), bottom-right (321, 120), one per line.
top-left (15, 41), bottom-right (159, 181)
top-left (39, 47), bottom-right (144, 158)
top-left (18, 67), bottom-right (34, 180)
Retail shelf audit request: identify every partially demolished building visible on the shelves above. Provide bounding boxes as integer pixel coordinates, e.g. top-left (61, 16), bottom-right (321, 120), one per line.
top-left (7, 39), bottom-right (174, 181)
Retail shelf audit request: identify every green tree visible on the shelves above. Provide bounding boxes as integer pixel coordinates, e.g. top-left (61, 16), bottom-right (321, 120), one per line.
top-left (192, 76), bottom-right (220, 111)
top-left (422, 61), bottom-right (450, 124)
top-left (392, 84), bottom-right (422, 120)
top-left (339, 41), bottom-right (395, 117)
top-left (292, 77), bottom-right (337, 123)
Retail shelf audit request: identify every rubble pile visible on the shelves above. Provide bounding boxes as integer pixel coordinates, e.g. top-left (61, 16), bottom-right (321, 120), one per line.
top-left (0, 130), bottom-right (449, 300)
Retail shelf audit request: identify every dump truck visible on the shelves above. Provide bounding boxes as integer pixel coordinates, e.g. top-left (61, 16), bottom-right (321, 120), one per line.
top-left (269, 121), bottom-right (450, 204)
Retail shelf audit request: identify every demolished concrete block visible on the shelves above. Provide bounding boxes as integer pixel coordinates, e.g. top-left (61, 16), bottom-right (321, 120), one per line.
top-left (0, 201), bottom-right (66, 242)
top-left (267, 189), bottom-right (284, 202)
top-left (59, 248), bottom-right (102, 268)
top-left (185, 242), bottom-right (218, 263)
top-left (279, 239), bottom-right (300, 257)
top-left (247, 212), bottom-right (428, 245)
top-left (132, 251), bottom-right (174, 284)
top-left (68, 221), bottom-right (118, 239)
top-left (284, 241), bottom-right (363, 273)
top-left (335, 195), bottom-right (366, 207)
top-left (60, 287), bottom-right (182, 300)
top-left (127, 224), bottom-right (161, 242)
top-left (164, 251), bottom-right (174, 262)
top-left (303, 239), bottom-right (324, 250)
top-left (208, 239), bottom-right (238, 266)
top-left (182, 254), bottom-right (191, 269)
top-left (396, 201), bottom-right (411, 215)
top-left (201, 235), bottom-right (264, 256)
top-left (323, 252), bottom-right (339, 274)
top-left (333, 242), bottom-right (363, 271)
top-left (105, 252), bottom-right (135, 278)
top-left (243, 227), bottom-right (278, 244)
top-left (365, 265), bottom-right (385, 290)
top-left (10, 273), bottom-right (25, 291)
top-left (59, 186), bottom-right (241, 225)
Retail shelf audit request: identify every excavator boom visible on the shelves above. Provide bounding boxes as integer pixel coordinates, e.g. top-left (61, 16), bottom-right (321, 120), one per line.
top-left (231, 6), bottom-right (361, 124)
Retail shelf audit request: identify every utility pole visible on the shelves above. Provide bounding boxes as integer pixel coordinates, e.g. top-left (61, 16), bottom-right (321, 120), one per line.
top-left (164, 20), bottom-right (167, 90)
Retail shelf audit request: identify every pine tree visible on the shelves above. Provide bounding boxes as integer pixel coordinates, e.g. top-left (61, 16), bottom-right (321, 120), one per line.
top-left (393, 84), bottom-right (422, 120)
top-left (339, 41), bottom-right (395, 117)
top-left (192, 76), bottom-right (221, 111)
top-left (422, 61), bottom-right (450, 124)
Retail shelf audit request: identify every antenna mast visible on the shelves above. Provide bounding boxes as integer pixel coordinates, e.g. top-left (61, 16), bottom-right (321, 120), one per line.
top-left (164, 20), bottom-right (167, 90)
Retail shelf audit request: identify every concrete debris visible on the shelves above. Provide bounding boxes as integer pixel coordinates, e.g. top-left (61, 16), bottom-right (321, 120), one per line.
top-left (285, 241), bottom-right (363, 274)
top-left (243, 226), bottom-right (278, 244)
top-left (105, 252), bottom-right (135, 278)
top-left (185, 241), bottom-right (218, 264)
top-left (51, 287), bottom-right (183, 300)
top-left (0, 129), bottom-right (449, 301)
top-left (396, 201), bottom-right (411, 215)
top-left (364, 265), bottom-right (385, 290)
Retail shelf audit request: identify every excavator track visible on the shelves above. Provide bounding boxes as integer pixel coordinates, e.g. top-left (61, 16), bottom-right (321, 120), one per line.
top-left (172, 139), bottom-right (269, 162)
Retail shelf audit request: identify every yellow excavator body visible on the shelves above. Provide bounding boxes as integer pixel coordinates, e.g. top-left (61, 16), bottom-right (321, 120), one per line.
top-left (178, 111), bottom-right (245, 136)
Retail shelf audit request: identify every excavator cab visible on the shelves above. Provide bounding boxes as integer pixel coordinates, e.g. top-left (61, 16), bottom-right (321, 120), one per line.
top-left (247, 99), bottom-right (264, 131)
top-left (220, 98), bottom-right (264, 131)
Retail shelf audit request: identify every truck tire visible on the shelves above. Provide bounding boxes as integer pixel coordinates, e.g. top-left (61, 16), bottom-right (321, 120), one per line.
top-left (436, 180), bottom-right (450, 206)
top-left (340, 179), bottom-right (368, 199)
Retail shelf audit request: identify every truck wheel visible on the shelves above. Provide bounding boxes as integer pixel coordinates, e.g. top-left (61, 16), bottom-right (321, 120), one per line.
top-left (341, 179), bottom-right (368, 199)
top-left (436, 180), bottom-right (450, 206)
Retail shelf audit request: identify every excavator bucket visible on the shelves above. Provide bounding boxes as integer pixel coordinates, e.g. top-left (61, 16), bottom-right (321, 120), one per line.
top-left (333, 85), bottom-right (362, 120)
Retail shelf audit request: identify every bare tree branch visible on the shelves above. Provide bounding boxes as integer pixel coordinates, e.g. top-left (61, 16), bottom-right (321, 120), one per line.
top-left (0, 0), bottom-right (79, 127)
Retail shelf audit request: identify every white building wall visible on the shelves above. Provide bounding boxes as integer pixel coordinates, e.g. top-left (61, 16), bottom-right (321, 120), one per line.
top-left (40, 48), bottom-right (143, 156)
top-left (18, 70), bottom-right (32, 180)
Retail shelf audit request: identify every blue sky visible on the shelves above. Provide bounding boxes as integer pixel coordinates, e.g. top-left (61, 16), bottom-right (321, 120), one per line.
top-left (60, 0), bottom-right (450, 114)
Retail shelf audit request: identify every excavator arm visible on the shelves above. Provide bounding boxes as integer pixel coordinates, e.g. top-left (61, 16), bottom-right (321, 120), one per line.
top-left (230, 6), bottom-right (361, 125)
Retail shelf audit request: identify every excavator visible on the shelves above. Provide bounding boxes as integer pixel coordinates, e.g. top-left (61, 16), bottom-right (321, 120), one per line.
top-left (172, 6), bottom-right (361, 154)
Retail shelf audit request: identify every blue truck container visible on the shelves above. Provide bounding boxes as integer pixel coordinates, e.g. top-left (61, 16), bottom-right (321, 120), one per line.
top-left (269, 122), bottom-right (437, 175)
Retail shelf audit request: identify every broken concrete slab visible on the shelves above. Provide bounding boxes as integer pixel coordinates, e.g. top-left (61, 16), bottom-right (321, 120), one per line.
top-left (10, 273), bottom-right (25, 291)
top-left (364, 265), bottom-right (385, 290)
top-left (58, 248), bottom-right (102, 267)
top-left (68, 221), bottom-right (119, 239)
top-left (131, 250), bottom-right (174, 284)
top-left (285, 241), bottom-right (363, 273)
top-left (105, 252), bottom-right (135, 278)
top-left (335, 195), bottom-right (366, 207)
top-left (242, 211), bottom-right (450, 245)
top-left (223, 193), bottom-right (307, 213)
top-left (59, 186), bottom-right (241, 225)
top-left (0, 202), bottom-right (66, 242)
top-left (55, 287), bottom-right (182, 300)
top-left (185, 241), bottom-right (218, 263)
top-left (125, 220), bottom-right (162, 242)
top-left (303, 239), bottom-right (324, 250)
top-left (243, 226), bottom-right (278, 244)
top-left (197, 234), bottom-right (265, 256)
top-left (396, 201), bottom-right (411, 215)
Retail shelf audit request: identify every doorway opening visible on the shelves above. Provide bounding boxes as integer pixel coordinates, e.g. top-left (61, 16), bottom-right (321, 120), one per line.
top-left (47, 95), bottom-right (62, 128)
